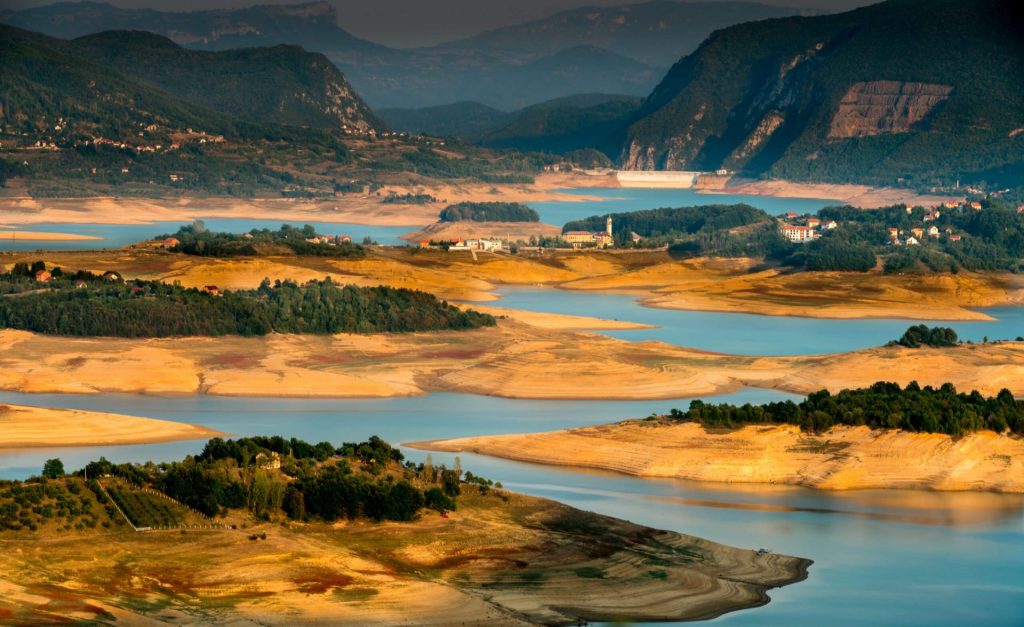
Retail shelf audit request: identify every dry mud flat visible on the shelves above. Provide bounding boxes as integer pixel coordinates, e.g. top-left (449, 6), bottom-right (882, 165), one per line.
top-left (0, 403), bottom-right (220, 448)
top-left (4, 247), bottom-right (1018, 321)
top-left (695, 177), bottom-right (960, 209)
top-left (0, 490), bottom-right (809, 625)
top-left (418, 421), bottom-right (1024, 494)
top-left (0, 173), bottom-right (607, 228)
top-left (0, 325), bottom-right (1023, 402)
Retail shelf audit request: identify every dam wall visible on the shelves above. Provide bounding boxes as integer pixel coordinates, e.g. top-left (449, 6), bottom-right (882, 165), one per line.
top-left (615, 170), bottom-right (704, 188)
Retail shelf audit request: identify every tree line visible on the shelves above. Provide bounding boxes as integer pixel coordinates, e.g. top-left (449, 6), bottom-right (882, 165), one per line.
top-left (162, 222), bottom-right (366, 258)
top-left (75, 436), bottom-right (487, 523)
top-left (439, 201), bottom-right (540, 222)
top-left (0, 264), bottom-right (495, 337)
top-left (665, 381), bottom-right (1023, 436)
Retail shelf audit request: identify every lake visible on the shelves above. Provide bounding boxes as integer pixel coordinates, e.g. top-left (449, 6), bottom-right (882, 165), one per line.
top-left (0, 388), bottom-right (1021, 626)
top-left (1, 187), bottom-right (1022, 625)
top-left (485, 287), bottom-right (1024, 355)
top-left (0, 218), bottom-right (412, 250)
top-left (0, 186), bottom-right (839, 251)
top-left (528, 187), bottom-right (839, 226)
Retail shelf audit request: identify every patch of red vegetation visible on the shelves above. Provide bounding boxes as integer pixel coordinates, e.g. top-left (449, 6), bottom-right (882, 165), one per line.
top-left (292, 568), bottom-right (355, 594)
top-left (300, 353), bottom-right (357, 367)
top-left (202, 353), bottom-right (262, 369)
top-left (420, 349), bottom-right (487, 360)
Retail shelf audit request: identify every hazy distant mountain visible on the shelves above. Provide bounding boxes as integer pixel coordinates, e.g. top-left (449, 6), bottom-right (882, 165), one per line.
top-left (380, 94), bottom-right (640, 155)
top-left (378, 102), bottom-right (514, 138)
top-left (70, 30), bottom-right (382, 132)
top-left (480, 94), bottom-right (641, 154)
top-left (620, 0), bottom-right (1024, 187)
top-left (2, 0), bottom-right (806, 109)
top-left (431, 0), bottom-right (810, 66)
top-left (0, 1), bottom-right (389, 59)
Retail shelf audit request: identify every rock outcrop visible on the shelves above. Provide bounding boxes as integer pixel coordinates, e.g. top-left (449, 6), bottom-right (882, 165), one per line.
top-left (829, 81), bottom-right (952, 138)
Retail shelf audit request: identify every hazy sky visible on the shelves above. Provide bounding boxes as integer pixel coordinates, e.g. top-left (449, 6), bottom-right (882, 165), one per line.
top-left (6, 0), bottom-right (879, 47)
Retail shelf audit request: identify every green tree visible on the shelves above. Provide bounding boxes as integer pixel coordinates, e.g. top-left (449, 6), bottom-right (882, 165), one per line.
top-left (41, 458), bottom-right (65, 479)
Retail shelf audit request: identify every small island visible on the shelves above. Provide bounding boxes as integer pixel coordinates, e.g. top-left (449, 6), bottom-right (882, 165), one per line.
top-left (439, 201), bottom-right (540, 222)
top-left (0, 436), bottom-right (811, 624)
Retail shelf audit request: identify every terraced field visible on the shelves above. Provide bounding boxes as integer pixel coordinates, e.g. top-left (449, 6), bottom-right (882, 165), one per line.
top-left (103, 481), bottom-right (209, 529)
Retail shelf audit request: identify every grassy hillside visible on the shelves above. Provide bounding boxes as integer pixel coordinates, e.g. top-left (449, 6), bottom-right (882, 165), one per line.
top-left (71, 30), bottom-right (383, 131)
top-left (621, 0), bottom-right (1024, 190)
top-left (0, 25), bottom-right (545, 198)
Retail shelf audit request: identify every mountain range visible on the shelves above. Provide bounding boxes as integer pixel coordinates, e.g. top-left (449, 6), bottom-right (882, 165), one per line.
top-left (0, 1), bottom-right (808, 109)
top-left (1, 25), bottom-right (390, 197)
top-left (619, 0), bottom-right (1024, 187)
top-left (380, 94), bottom-right (641, 157)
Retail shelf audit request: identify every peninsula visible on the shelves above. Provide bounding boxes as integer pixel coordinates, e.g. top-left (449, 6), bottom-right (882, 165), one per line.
top-left (416, 383), bottom-right (1024, 493)
top-left (0, 436), bottom-right (810, 624)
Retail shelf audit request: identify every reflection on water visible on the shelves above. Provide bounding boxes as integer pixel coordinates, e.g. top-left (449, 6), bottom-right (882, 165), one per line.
top-left (0, 389), bottom-right (1021, 625)
top-left (487, 287), bottom-right (1024, 355)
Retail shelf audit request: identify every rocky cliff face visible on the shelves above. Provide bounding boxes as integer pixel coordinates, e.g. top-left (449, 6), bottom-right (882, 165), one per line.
top-left (618, 0), bottom-right (1024, 186)
top-left (828, 80), bottom-right (953, 138)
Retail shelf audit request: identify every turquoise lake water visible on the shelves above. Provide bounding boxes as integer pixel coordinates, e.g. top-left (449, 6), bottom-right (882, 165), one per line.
top-left (485, 287), bottom-right (1024, 355)
top-left (0, 218), bottom-right (411, 250)
top-left (0, 389), bottom-right (1021, 626)
top-left (0, 186), bottom-right (838, 252)
top-left (1, 189), bottom-right (1022, 624)
top-left (528, 187), bottom-right (840, 225)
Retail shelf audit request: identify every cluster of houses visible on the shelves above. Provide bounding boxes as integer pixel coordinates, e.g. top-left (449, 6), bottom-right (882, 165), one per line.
top-left (779, 213), bottom-right (838, 243)
top-left (446, 238), bottom-right (507, 252)
top-left (33, 268), bottom-right (122, 284)
top-left (779, 198), bottom-right (1021, 246)
top-left (889, 203), bottom-right (962, 246)
top-left (304, 234), bottom-right (353, 246)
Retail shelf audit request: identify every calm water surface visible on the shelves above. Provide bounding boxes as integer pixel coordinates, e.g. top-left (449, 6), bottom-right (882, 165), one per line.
top-left (1, 188), bottom-right (1022, 624)
top-left (0, 186), bottom-right (838, 252)
top-left (0, 218), bottom-right (411, 250)
top-left (0, 389), bottom-right (1021, 626)
top-left (486, 287), bottom-right (1024, 355)
top-left (527, 187), bottom-right (839, 225)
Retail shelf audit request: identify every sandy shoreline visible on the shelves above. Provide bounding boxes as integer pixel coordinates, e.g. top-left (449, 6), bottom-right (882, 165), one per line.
top-left (3, 247), bottom-right (1016, 322)
top-left (0, 173), bottom-right (607, 228)
top-left (0, 231), bottom-right (102, 241)
top-left (0, 323), bottom-right (1021, 402)
top-left (0, 173), bottom-right (961, 229)
top-left (694, 177), bottom-right (960, 208)
top-left (414, 421), bottom-right (1024, 493)
top-left (0, 403), bottom-right (221, 448)
top-left (400, 220), bottom-right (562, 243)
top-left (0, 486), bottom-right (810, 625)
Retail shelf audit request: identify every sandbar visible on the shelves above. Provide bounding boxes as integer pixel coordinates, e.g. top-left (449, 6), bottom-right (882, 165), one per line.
top-left (0, 231), bottom-right (102, 241)
top-left (0, 403), bottom-right (221, 448)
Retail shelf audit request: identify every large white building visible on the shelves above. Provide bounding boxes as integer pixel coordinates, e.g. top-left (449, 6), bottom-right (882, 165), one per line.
top-left (781, 225), bottom-right (817, 243)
